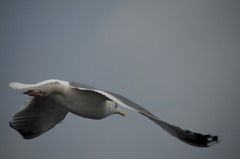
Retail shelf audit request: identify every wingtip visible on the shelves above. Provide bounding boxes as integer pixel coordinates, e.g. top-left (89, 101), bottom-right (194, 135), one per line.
top-left (179, 133), bottom-right (220, 147)
top-left (207, 135), bottom-right (220, 147)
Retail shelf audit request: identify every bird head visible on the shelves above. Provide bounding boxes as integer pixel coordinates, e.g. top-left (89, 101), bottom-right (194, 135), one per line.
top-left (106, 100), bottom-right (125, 116)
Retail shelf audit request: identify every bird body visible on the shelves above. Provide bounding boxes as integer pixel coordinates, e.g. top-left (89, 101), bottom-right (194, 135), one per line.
top-left (50, 86), bottom-right (118, 119)
top-left (9, 79), bottom-right (219, 147)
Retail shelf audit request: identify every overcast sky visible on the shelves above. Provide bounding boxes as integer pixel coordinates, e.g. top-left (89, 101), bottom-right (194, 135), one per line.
top-left (1, 0), bottom-right (240, 159)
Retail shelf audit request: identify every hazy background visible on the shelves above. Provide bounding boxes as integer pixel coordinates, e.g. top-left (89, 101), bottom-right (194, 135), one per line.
top-left (1, 0), bottom-right (240, 159)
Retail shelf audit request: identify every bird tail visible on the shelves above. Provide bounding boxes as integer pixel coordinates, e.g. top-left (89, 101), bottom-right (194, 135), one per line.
top-left (9, 81), bottom-right (61, 93)
top-left (9, 82), bottom-right (36, 90)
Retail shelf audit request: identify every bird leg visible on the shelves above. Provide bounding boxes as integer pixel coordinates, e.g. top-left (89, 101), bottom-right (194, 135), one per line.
top-left (23, 90), bottom-right (47, 97)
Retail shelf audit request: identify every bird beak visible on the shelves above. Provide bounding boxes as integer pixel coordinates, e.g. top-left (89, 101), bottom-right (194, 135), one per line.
top-left (118, 109), bottom-right (125, 116)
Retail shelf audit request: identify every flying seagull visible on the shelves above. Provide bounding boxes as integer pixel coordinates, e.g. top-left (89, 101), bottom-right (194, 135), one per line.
top-left (9, 79), bottom-right (219, 147)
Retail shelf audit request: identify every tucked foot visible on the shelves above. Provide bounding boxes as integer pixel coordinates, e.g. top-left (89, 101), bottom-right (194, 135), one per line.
top-left (23, 90), bottom-right (46, 97)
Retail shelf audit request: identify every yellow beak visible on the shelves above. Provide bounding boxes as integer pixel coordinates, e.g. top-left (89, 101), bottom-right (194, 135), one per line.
top-left (118, 109), bottom-right (126, 116)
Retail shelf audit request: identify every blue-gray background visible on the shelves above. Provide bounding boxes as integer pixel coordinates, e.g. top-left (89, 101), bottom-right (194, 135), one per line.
top-left (1, 0), bottom-right (240, 159)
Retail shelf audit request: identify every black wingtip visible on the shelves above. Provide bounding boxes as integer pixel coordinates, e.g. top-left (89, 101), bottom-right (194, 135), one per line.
top-left (9, 120), bottom-right (38, 139)
top-left (207, 135), bottom-right (220, 147)
top-left (178, 132), bottom-right (220, 147)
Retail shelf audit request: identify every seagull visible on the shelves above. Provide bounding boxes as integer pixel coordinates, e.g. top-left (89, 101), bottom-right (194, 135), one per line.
top-left (9, 79), bottom-right (219, 147)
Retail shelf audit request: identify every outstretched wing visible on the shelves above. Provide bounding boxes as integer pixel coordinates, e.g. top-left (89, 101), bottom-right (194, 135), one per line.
top-left (9, 96), bottom-right (68, 139)
top-left (68, 81), bottom-right (219, 147)
top-left (9, 79), bottom-right (219, 146)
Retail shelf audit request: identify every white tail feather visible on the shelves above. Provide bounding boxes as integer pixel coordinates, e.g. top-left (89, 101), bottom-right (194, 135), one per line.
top-left (9, 82), bottom-right (35, 90)
top-left (9, 80), bottom-right (66, 94)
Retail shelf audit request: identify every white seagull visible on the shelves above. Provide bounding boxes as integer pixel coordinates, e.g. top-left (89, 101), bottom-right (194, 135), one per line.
top-left (9, 79), bottom-right (219, 147)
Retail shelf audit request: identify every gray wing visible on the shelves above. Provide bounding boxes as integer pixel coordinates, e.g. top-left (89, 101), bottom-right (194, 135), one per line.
top-left (71, 83), bottom-right (219, 147)
top-left (9, 96), bottom-right (68, 139)
top-left (104, 91), bottom-right (219, 147)
top-left (69, 81), bottom-right (96, 89)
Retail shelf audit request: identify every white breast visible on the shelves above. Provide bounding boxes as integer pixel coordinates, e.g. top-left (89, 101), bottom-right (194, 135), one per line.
top-left (52, 86), bottom-right (112, 119)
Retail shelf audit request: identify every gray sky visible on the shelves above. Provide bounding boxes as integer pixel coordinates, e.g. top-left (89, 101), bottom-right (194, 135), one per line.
top-left (1, 0), bottom-right (240, 158)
